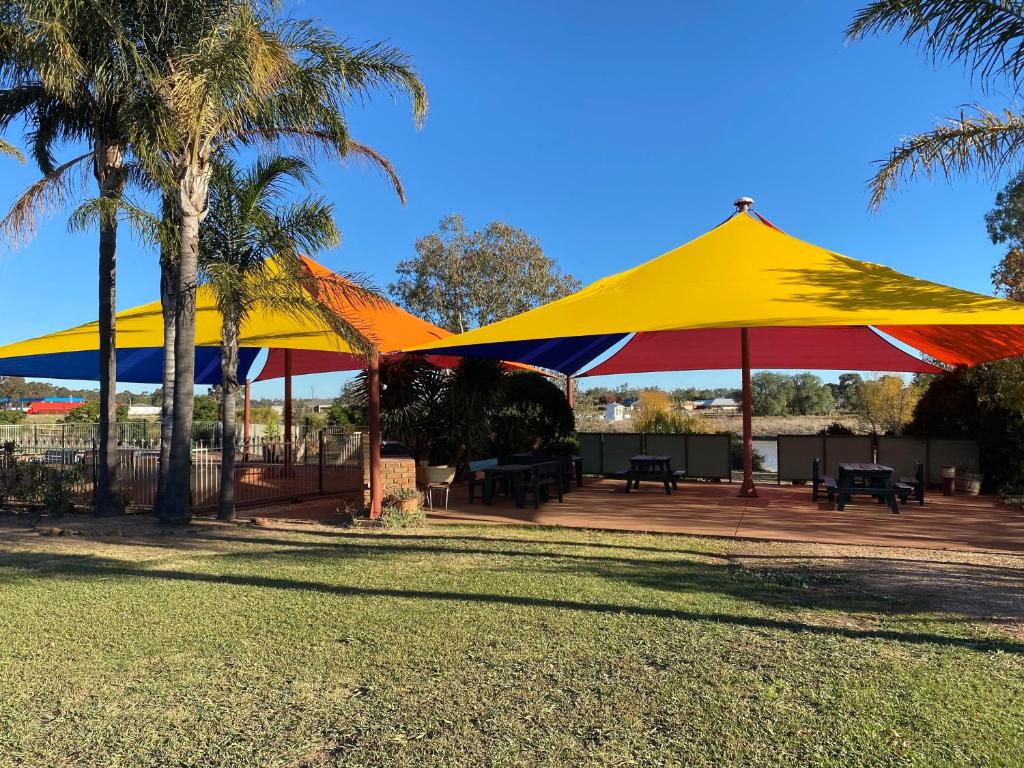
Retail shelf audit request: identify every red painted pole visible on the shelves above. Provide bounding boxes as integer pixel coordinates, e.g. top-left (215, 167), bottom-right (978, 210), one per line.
top-left (566, 375), bottom-right (574, 409)
top-left (242, 379), bottom-right (251, 462)
top-left (738, 327), bottom-right (758, 497)
top-left (368, 347), bottom-right (382, 518)
top-left (283, 349), bottom-right (292, 471)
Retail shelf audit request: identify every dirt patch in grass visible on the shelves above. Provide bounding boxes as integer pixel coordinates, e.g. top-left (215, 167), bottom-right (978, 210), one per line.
top-left (727, 540), bottom-right (1024, 638)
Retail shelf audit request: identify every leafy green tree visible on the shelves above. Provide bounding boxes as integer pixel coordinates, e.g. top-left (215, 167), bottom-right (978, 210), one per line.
top-left (390, 214), bottom-right (581, 333)
top-left (192, 394), bottom-right (219, 423)
top-left (986, 172), bottom-right (1024, 301)
top-left (200, 154), bottom-right (368, 520)
top-left (0, 410), bottom-right (24, 424)
top-left (62, 400), bottom-right (128, 423)
top-left (832, 373), bottom-right (865, 412)
top-left (847, 1), bottom-right (1024, 206)
top-left (751, 372), bottom-right (795, 417)
top-left (789, 373), bottom-right (834, 416)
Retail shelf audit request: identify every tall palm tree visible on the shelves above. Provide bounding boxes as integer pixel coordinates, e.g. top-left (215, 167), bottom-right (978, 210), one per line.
top-left (201, 154), bottom-right (370, 520)
top-left (143, 2), bottom-right (427, 524)
top-left (0, 0), bottom-right (143, 516)
top-left (847, 1), bottom-right (1024, 206)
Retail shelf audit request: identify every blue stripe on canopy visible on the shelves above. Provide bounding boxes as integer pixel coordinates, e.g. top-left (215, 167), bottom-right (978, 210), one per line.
top-left (418, 334), bottom-right (628, 374)
top-left (0, 347), bottom-right (261, 385)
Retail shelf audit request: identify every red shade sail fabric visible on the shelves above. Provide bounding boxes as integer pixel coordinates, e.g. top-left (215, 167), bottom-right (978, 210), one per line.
top-left (581, 326), bottom-right (942, 377)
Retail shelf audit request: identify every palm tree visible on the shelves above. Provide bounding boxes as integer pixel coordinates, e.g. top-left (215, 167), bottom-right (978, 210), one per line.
top-left (847, 1), bottom-right (1024, 206)
top-left (200, 154), bottom-right (371, 520)
top-left (144, 3), bottom-right (427, 524)
top-left (0, 0), bottom-right (144, 516)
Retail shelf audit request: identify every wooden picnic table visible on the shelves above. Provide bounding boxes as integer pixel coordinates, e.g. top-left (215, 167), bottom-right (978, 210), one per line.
top-left (624, 454), bottom-right (676, 495)
top-left (509, 453), bottom-right (584, 491)
top-left (837, 462), bottom-right (899, 514)
top-left (482, 464), bottom-right (533, 507)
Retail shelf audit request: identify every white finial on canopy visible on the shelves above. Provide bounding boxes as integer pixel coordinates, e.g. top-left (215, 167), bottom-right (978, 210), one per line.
top-left (734, 196), bottom-right (754, 213)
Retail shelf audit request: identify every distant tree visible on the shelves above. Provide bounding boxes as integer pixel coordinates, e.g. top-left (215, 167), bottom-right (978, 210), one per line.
top-left (832, 373), bottom-right (865, 412)
top-left (751, 372), bottom-right (795, 417)
top-left (62, 401), bottom-right (128, 423)
top-left (390, 214), bottom-right (581, 333)
top-left (0, 410), bottom-right (24, 424)
top-left (789, 373), bottom-right (834, 416)
top-left (855, 376), bottom-right (924, 435)
top-left (192, 395), bottom-right (219, 423)
top-left (985, 172), bottom-right (1024, 302)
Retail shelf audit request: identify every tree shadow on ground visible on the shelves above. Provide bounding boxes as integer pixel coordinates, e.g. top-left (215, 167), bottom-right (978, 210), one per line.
top-left (2, 546), bottom-right (1021, 655)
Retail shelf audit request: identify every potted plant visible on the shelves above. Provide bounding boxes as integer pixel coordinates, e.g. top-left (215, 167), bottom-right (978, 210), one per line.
top-left (384, 487), bottom-right (422, 512)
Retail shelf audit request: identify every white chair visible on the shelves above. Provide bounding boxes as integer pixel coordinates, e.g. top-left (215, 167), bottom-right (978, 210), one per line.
top-left (416, 465), bottom-right (456, 510)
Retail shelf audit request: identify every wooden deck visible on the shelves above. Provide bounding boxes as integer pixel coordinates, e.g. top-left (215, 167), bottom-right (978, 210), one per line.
top-left (423, 478), bottom-right (1024, 554)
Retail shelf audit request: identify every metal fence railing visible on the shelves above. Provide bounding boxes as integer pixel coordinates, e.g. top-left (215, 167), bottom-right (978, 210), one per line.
top-left (0, 429), bottom-right (364, 512)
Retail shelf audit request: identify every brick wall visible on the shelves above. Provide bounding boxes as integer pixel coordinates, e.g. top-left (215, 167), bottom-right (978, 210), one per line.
top-left (361, 431), bottom-right (418, 506)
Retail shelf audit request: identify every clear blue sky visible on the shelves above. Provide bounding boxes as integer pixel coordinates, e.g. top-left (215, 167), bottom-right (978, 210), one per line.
top-left (0, 0), bottom-right (1013, 399)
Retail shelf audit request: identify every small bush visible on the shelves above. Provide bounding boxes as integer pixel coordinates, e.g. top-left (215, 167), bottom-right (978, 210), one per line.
top-left (42, 468), bottom-right (81, 517)
top-left (379, 504), bottom-right (426, 529)
top-left (818, 421), bottom-right (856, 436)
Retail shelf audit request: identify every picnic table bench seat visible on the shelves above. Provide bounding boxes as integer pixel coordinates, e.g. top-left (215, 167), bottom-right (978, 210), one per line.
top-left (811, 458), bottom-right (836, 502)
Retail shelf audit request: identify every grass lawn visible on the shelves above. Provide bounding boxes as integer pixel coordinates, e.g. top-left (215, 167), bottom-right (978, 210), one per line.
top-left (1, 518), bottom-right (1022, 767)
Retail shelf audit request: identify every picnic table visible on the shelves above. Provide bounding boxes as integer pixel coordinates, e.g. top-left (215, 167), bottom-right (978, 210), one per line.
top-left (623, 454), bottom-right (677, 495)
top-left (509, 453), bottom-right (584, 491)
top-left (837, 462), bottom-right (899, 514)
top-left (482, 464), bottom-right (532, 506)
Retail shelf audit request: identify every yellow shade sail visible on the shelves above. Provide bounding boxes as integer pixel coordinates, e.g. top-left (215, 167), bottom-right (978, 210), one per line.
top-left (407, 213), bottom-right (1024, 370)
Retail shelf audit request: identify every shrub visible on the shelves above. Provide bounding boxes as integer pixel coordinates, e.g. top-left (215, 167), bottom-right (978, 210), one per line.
top-left (818, 421), bottom-right (856, 436)
top-left (728, 433), bottom-right (767, 472)
top-left (41, 468), bottom-right (81, 517)
top-left (379, 504), bottom-right (426, 529)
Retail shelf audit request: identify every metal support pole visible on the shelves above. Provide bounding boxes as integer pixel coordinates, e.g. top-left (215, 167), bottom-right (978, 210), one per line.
top-left (566, 375), bottom-right (575, 410)
top-left (738, 327), bottom-right (758, 497)
top-left (283, 350), bottom-right (292, 471)
top-left (368, 347), bottom-right (382, 518)
top-left (318, 429), bottom-right (325, 495)
top-left (242, 379), bottom-right (251, 462)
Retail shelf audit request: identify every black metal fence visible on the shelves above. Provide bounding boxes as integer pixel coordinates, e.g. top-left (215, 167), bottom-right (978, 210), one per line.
top-left (0, 428), bottom-right (364, 512)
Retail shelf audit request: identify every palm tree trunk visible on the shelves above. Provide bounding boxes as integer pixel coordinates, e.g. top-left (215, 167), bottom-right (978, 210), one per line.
top-left (217, 317), bottom-right (239, 521)
top-left (93, 141), bottom-right (126, 518)
top-left (162, 166), bottom-right (210, 524)
top-left (154, 249), bottom-right (176, 515)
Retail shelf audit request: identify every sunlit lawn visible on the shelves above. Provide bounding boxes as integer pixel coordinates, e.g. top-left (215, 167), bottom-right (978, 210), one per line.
top-left (0, 520), bottom-right (1022, 767)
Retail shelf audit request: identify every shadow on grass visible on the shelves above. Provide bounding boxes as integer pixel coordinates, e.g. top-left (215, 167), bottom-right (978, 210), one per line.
top-left (2, 548), bottom-right (1022, 654)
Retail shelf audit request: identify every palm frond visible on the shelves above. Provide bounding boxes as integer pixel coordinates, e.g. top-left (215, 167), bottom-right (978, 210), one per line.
top-left (67, 195), bottom-right (164, 248)
top-left (847, 0), bottom-right (1024, 88)
top-left (866, 106), bottom-right (1024, 207)
top-left (0, 150), bottom-right (92, 247)
top-left (0, 136), bottom-right (24, 163)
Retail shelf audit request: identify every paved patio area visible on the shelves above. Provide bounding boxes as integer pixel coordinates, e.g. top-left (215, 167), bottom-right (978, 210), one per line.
top-left (421, 478), bottom-right (1024, 554)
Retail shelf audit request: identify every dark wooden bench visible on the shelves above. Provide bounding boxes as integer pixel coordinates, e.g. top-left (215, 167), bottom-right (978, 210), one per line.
top-left (468, 458), bottom-right (506, 503)
top-left (896, 462), bottom-right (925, 506)
top-left (811, 458), bottom-right (836, 502)
top-left (515, 460), bottom-right (564, 509)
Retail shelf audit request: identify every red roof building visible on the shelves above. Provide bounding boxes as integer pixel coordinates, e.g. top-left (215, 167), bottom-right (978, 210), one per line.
top-left (26, 401), bottom-right (86, 415)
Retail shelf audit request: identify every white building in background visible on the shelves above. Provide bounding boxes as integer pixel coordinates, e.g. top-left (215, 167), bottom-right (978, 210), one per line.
top-left (127, 405), bottom-right (161, 418)
top-left (605, 403), bottom-right (632, 422)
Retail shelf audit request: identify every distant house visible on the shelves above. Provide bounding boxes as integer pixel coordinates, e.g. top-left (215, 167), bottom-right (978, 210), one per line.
top-left (694, 397), bottom-right (740, 413)
top-left (605, 402), bottom-right (633, 422)
top-left (26, 400), bottom-right (86, 415)
top-left (310, 400), bottom-right (335, 414)
top-left (127, 405), bottom-right (161, 418)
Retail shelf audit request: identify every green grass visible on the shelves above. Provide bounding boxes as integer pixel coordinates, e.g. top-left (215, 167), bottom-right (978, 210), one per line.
top-left (0, 522), bottom-right (1022, 767)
